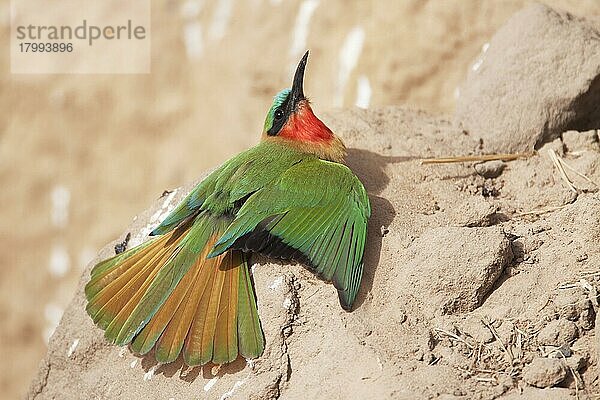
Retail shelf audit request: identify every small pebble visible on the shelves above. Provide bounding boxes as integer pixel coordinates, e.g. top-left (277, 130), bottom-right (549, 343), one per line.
top-left (397, 309), bottom-right (407, 324)
top-left (414, 349), bottom-right (424, 361)
top-left (522, 358), bottom-right (567, 388)
top-left (114, 233), bottom-right (131, 255)
top-left (537, 319), bottom-right (578, 346)
top-left (380, 225), bottom-right (389, 237)
top-left (474, 160), bottom-right (506, 178)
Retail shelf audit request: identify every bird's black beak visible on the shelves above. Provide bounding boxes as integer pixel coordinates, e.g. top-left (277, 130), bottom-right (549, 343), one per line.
top-left (288, 51), bottom-right (309, 113)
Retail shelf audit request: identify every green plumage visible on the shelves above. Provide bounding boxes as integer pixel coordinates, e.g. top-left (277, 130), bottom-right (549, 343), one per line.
top-left (153, 140), bottom-right (371, 309)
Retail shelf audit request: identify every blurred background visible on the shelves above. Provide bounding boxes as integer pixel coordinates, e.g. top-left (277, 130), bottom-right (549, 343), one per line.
top-left (2, 0), bottom-right (599, 397)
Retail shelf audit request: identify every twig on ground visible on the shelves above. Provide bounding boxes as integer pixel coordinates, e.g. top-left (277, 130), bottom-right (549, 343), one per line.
top-left (514, 326), bottom-right (528, 340)
top-left (548, 149), bottom-right (599, 193)
top-left (558, 154), bottom-right (599, 188)
top-left (481, 319), bottom-right (514, 364)
top-left (579, 279), bottom-right (598, 307)
top-left (581, 270), bottom-right (600, 278)
top-left (548, 149), bottom-right (578, 193)
top-left (421, 152), bottom-right (531, 165)
top-left (434, 328), bottom-right (475, 350)
top-left (514, 204), bottom-right (570, 217)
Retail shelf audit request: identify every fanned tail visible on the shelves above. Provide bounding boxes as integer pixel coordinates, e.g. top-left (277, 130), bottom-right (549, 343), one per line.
top-left (84, 214), bottom-right (264, 365)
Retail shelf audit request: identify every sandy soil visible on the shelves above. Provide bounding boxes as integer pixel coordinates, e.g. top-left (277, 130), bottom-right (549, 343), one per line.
top-left (3, 0), bottom-right (600, 398)
top-left (27, 107), bottom-right (600, 399)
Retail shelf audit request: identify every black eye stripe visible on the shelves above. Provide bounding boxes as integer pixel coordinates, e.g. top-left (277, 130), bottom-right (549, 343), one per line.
top-left (267, 94), bottom-right (292, 136)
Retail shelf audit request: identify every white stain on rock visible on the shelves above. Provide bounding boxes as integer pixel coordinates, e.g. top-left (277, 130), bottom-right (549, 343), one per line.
top-left (269, 276), bottom-right (284, 290)
top-left (51, 185), bottom-right (70, 228)
top-left (143, 365), bottom-right (156, 380)
top-left (49, 243), bottom-right (71, 277)
top-left (220, 379), bottom-right (246, 400)
top-left (471, 57), bottom-right (483, 72)
top-left (289, 0), bottom-right (320, 60)
top-left (355, 75), bottom-right (371, 109)
top-left (67, 339), bottom-right (80, 357)
top-left (43, 303), bottom-right (64, 343)
top-left (180, 0), bottom-right (203, 19)
top-left (204, 376), bottom-right (219, 391)
top-left (157, 190), bottom-right (178, 222)
top-left (471, 42), bottom-right (489, 72)
top-left (208, 0), bottom-right (234, 42)
top-left (335, 26), bottom-right (365, 107)
top-left (282, 297), bottom-right (292, 309)
top-left (130, 190), bottom-right (178, 247)
top-left (184, 22), bottom-right (204, 60)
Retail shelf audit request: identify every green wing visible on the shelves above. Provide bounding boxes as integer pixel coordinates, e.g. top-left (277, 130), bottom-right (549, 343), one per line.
top-left (209, 159), bottom-right (371, 310)
top-left (151, 141), bottom-right (308, 236)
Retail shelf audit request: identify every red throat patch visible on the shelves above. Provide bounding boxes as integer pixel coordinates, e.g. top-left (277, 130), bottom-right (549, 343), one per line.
top-left (279, 101), bottom-right (334, 143)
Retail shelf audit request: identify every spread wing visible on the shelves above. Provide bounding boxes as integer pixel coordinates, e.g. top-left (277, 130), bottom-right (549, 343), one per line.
top-left (208, 159), bottom-right (371, 310)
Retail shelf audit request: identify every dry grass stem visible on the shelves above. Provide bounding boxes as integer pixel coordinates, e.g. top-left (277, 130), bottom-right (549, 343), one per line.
top-left (559, 155), bottom-right (599, 188)
top-left (434, 328), bottom-right (475, 350)
top-left (420, 152), bottom-right (532, 165)
top-left (581, 270), bottom-right (600, 277)
top-left (548, 149), bottom-right (578, 192)
top-left (548, 149), bottom-right (599, 193)
top-left (481, 319), bottom-right (514, 364)
top-left (514, 204), bottom-right (569, 217)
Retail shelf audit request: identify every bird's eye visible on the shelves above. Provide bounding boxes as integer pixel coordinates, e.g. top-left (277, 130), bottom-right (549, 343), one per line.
top-left (274, 109), bottom-right (284, 120)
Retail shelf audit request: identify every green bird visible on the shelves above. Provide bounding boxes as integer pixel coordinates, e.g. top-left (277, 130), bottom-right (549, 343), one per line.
top-left (85, 51), bottom-right (371, 366)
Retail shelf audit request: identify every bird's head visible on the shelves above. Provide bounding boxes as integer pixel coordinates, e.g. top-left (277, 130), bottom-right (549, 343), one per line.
top-left (262, 51), bottom-right (346, 163)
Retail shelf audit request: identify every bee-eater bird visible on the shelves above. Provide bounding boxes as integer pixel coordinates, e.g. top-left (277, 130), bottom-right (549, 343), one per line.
top-left (85, 51), bottom-right (371, 366)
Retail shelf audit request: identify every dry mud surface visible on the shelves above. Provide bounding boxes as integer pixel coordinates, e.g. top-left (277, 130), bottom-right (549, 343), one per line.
top-left (28, 106), bottom-right (600, 399)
